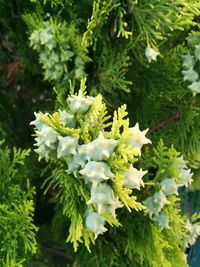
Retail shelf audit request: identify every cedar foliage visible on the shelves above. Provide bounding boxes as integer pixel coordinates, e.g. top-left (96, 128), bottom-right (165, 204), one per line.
top-left (0, 0), bottom-right (200, 266)
top-left (0, 143), bottom-right (37, 266)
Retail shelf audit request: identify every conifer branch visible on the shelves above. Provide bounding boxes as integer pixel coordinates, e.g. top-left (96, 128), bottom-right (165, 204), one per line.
top-left (147, 111), bottom-right (180, 135)
top-left (147, 95), bottom-right (197, 136)
top-left (190, 96), bottom-right (196, 108)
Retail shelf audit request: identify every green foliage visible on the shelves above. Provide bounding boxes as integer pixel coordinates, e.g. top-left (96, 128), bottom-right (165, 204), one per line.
top-left (23, 0), bottom-right (200, 114)
top-left (129, 42), bottom-right (200, 176)
top-left (0, 143), bottom-right (37, 266)
top-left (44, 164), bottom-right (94, 252)
top-left (76, 210), bottom-right (187, 267)
top-left (1, 0), bottom-right (200, 266)
top-left (82, 0), bottom-right (119, 48)
top-left (127, 0), bottom-right (200, 49)
top-left (93, 45), bottom-right (132, 96)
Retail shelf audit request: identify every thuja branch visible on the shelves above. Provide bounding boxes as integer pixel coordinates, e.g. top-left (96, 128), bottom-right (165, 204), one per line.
top-left (147, 94), bottom-right (198, 136)
top-left (190, 96), bottom-right (196, 108)
top-left (147, 111), bottom-right (180, 136)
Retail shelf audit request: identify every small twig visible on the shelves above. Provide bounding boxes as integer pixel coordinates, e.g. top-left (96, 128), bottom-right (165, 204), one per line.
top-left (190, 96), bottom-right (196, 108)
top-left (147, 111), bottom-right (180, 136)
top-left (147, 95), bottom-right (197, 136)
